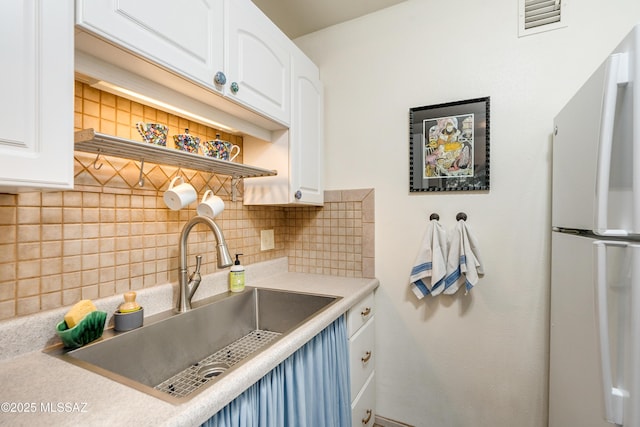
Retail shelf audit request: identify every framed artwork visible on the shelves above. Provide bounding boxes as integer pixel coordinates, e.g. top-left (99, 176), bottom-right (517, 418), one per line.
top-left (409, 97), bottom-right (490, 192)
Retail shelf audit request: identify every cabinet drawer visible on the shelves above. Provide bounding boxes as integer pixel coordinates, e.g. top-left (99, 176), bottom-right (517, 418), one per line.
top-left (351, 372), bottom-right (375, 427)
top-left (349, 316), bottom-right (375, 401)
top-left (347, 292), bottom-right (375, 337)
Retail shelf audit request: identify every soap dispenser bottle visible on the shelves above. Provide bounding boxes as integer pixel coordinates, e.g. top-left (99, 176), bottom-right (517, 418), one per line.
top-left (229, 253), bottom-right (245, 292)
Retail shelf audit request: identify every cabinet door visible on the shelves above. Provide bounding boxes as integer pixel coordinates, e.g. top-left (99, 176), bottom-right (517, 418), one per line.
top-left (0, 0), bottom-right (74, 191)
top-left (227, 0), bottom-right (291, 126)
top-left (290, 47), bottom-right (324, 205)
top-left (76, 0), bottom-right (223, 90)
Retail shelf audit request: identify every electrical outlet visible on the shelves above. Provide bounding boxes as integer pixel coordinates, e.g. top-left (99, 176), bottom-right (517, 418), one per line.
top-left (260, 229), bottom-right (275, 251)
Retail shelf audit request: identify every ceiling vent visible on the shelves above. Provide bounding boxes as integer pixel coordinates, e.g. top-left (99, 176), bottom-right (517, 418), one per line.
top-left (518, 0), bottom-right (568, 37)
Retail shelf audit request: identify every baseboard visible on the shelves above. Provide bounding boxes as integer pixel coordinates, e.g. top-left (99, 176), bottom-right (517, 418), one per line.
top-left (375, 414), bottom-right (415, 427)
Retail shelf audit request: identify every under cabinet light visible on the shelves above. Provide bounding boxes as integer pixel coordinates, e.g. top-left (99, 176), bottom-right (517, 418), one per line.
top-left (91, 80), bottom-right (235, 133)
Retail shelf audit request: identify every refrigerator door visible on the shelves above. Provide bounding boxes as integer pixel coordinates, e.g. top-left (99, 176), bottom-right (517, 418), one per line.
top-left (552, 27), bottom-right (636, 235)
top-left (550, 232), bottom-right (636, 427)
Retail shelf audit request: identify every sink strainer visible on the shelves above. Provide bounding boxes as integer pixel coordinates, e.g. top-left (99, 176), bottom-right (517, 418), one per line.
top-left (197, 362), bottom-right (229, 379)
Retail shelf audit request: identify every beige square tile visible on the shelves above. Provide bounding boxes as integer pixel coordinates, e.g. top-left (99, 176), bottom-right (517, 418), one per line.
top-left (0, 194), bottom-right (16, 207)
top-left (0, 300), bottom-right (15, 320)
top-left (62, 288), bottom-right (82, 306)
top-left (17, 260), bottom-right (40, 280)
top-left (83, 99), bottom-right (100, 118)
top-left (82, 269), bottom-right (99, 287)
top-left (62, 272), bottom-right (82, 289)
top-left (83, 85), bottom-right (101, 102)
top-left (16, 296), bottom-right (39, 316)
top-left (63, 192), bottom-right (83, 207)
top-left (41, 274), bottom-right (62, 293)
top-left (17, 242), bottom-right (40, 260)
top-left (41, 292), bottom-right (62, 311)
top-left (83, 224), bottom-right (100, 239)
top-left (62, 256), bottom-right (82, 273)
top-left (63, 207), bottom-right (82, 223)
top-left (41, 207), bottom-right (63, 226)
top-left (99, 281), bottom-right (115, 298)
top-left (17, 192), bottom-right (41, 206)
top-left (81, 285), bottom-right (99, 300)
top-left (0, 282), bottom-right (15, 301)
top-left (41, 258), bottom-right (62, 276)
top-left (42, 191), bottom-right (62, 208)
top-left (17, 207), bottom-right (40, 224)
top-left (42, 224), bottom-right (63, 241)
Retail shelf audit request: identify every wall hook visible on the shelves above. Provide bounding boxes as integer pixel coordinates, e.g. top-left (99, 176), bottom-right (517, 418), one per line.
top-left (429, 213), bottom-right (440, 221)
top-left (93, 151), bottom-right (104, 170)
top-left (456, 212), bottom-right (468, 221)
top-left (231, 177), bottom-right (240, 202)
top-left (137, 159), bottom-right (145, 187)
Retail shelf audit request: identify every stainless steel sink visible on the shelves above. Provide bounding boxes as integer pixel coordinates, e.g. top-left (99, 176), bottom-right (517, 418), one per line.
top-left (46, 287), bottom-right (339, 404)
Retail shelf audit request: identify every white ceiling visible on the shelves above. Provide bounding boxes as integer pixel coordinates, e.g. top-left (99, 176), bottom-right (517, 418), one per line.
top-left (251, 0), bottom-right (407, 39)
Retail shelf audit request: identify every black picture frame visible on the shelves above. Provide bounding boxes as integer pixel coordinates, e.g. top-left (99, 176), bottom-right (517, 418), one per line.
top-left (409, 97), bottom-right (490, 192)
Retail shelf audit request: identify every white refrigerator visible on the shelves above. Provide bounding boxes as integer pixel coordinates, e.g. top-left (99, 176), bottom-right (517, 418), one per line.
top-left (550, 24), bottom-right (640, 427)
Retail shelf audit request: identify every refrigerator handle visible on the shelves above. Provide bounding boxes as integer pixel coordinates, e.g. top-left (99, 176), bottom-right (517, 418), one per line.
top-left (595, 53), bottom-right (629, 235)
top-left (594, 240), bottom-right (627, 425)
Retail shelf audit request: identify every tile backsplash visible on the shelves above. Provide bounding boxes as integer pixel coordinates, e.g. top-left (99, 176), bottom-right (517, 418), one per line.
top-left (0, 82), bottom-right (374, 320)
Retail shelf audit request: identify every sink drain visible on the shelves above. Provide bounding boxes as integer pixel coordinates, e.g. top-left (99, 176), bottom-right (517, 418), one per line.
top-left (197, 362), bottom-right (229, 380)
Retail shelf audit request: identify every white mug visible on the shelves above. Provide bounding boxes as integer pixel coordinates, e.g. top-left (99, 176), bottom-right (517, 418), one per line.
top-left (163, 176), bottom-right (197, 210)
top-left (197, 190), bottom-right (225, 218)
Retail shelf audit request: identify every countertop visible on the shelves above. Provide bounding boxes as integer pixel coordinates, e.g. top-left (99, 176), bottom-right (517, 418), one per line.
top-left (0, 258), bottom-right (378, 426)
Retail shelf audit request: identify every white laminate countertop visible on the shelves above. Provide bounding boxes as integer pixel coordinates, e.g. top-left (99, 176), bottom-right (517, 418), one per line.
top-left (0, 258), bottom-right (378, 427)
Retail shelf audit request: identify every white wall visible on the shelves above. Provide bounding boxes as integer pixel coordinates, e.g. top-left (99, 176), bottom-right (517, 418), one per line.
top-left (296, 1), bottom-right (640, 426)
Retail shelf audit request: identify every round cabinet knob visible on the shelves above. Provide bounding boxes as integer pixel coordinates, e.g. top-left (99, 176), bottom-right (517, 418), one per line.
top-left (294, 190), bottom-right (302, 200)
top-left (230, 82), bottom-right (239, 94)
top-left (214, 71), bottom-right (227, 86)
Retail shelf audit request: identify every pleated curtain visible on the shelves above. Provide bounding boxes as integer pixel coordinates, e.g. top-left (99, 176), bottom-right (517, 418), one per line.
top-left (202, 315), bottom-right (352, 427)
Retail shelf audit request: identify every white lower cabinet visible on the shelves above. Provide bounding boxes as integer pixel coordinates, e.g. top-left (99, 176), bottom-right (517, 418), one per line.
top-left (347, 292), bottom-right (375, 426)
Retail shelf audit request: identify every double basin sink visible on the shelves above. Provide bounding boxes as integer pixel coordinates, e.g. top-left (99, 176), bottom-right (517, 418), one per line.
top-left (47, 287), bottom-right (339, 404)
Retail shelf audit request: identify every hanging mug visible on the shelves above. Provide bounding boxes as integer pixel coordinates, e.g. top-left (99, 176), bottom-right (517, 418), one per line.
top-left (163, 176), bottom-right (197, 210)
top-left (197, 190), bottom-right (225, 218)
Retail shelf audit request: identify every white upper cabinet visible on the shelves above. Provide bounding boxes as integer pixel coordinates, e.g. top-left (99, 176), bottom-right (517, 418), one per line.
top-left (226, 0), bottom-right (291, 126)
top-left (243, 45), bottom-right (323, 206)
top-left (76, 0), bottom-right (290, 126)
top-left (289, 47), bottom-right (324, 205)
top-left (0, 0), bottom-right (74, 192)
top-left (76, 0), bottom-right (224, 91)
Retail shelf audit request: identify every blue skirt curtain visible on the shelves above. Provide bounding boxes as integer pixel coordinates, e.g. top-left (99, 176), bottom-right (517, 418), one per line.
top-left (202, 315), bottom-right (352, 427)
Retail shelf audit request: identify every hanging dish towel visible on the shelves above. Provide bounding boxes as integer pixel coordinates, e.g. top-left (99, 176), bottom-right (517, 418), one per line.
top-left (409, 219), bottom-right (447, 299)
top-left (443, 219), bottom-right (484, 295)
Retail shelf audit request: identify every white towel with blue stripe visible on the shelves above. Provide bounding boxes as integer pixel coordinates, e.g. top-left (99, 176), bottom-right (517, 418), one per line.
top-left (443, 219), bottom-right (484, 295)
top-left (410, 219), bottom-right (447, 299)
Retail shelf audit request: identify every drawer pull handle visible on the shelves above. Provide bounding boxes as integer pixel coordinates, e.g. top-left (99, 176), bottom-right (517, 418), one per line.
top-left (361, 307), bottom-right (371, 318)
top-left (361, 351), bottom-right (372, 364)
top-left (362, 409), bottom-right (372, 425)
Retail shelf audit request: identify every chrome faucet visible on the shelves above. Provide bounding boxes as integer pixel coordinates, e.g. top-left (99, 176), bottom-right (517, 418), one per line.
top-left (176, 215), bottom-right (233, 313)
